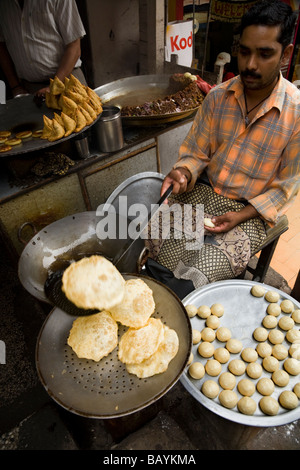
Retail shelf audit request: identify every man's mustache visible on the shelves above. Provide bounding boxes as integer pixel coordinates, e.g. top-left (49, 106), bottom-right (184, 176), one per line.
top-left (241, 70), bottom-right (262, 79)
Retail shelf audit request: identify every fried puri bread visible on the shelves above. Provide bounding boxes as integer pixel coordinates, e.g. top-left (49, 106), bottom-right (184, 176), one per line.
top-left (118, 318), bottom-right (165, 364)
top-left (67, 311), bottom-right (118, 361)
top-left (62, 255), bottom-right (125, 311)
top-left (109, 278), bottom-right (155, 328)
top-left (126, 325), bottom-right (179, 378)
top-left (15, 130), bottom-right (32, 139)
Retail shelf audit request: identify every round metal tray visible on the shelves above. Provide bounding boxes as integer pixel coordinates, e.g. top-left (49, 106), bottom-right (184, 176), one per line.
top-left (0, 94), bottom-right (99, 157)
top-left (36, 273), bottom-right (192, 419)
top-left (95, 74), bottom-right (200, 126)
top-left (180, 279), bottom-right (300, 427)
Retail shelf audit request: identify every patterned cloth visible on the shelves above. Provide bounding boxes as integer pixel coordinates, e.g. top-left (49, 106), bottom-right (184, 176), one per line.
top-left (175, 73), bottom-right (300, 226)
top-left (145, 184), bottom-right (267, 289)
top-left (0, 0), bottom-right (86, 82)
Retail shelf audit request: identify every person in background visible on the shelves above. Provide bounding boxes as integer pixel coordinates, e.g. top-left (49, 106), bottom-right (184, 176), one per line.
top-left (0, 0), bottom-right (86, 98)
top-left (146, 0), bottom-right (300, 297)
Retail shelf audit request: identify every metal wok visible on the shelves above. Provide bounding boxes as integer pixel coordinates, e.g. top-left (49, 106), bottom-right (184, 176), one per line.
top-left (95, 74), bottom-right (200, 126)
top-left (18, 211), bottom-right (146, 304)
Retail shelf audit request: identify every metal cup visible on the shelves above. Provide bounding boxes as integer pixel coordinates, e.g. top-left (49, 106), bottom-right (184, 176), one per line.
top-left (74, 134), bottom-right (90, 159)
top-left (95, 105), bottom-right (124, 153)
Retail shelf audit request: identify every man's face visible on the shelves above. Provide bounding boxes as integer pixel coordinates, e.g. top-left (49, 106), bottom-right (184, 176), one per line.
top-left (238, 24), bottom-right (291, 91)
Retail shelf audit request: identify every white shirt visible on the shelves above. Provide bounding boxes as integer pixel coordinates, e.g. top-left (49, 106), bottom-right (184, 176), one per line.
top-left (0, 0), bottom-right (86, 82)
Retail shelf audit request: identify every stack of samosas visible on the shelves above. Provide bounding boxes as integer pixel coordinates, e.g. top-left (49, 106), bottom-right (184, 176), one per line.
top-left (42, 75), bottom-right (102, 142)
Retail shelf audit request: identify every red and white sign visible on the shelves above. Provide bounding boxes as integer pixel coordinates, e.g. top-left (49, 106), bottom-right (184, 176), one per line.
top-left (165, 20), bottom-right (193, 67)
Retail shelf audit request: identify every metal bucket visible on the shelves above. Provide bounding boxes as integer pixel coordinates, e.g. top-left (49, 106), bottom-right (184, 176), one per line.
top-left (95, 105), bottom-right (124, 152)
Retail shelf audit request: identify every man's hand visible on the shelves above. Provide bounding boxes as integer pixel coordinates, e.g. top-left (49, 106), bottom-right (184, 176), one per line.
top-left (205, 204), bottom-right (260, 233)
top-left (160, 167), bottom-right (191, 199)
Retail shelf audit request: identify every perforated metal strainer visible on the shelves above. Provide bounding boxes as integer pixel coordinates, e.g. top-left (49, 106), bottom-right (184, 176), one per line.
top-left (36, 274), bottom-right (192, 418)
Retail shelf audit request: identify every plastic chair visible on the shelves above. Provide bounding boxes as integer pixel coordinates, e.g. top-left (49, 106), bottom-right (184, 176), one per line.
top-left (242, 214), bottom-right (289, 282)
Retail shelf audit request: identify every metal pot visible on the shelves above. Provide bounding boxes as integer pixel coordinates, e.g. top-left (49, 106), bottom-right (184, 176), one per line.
top-left (18, 211), bottom-right (147, 304)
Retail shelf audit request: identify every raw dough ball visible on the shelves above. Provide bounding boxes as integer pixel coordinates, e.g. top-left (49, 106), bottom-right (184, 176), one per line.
top-left (279, 390), bottom-right (299, 410)
top-left (280, 299), bottom-right (294, 313)
top-left (216, 327), bottom-right (231, 342)
top-left (204, 217), bottom-right (215, 228)
top-left (205, 359), bottom-right (222, 376)
top-left (293, 383), bottom-right (300, 398)
top-left (201, 327), bottom-right (216, 342)
top-left (210, 303), bottom-right (224, 317)
top-left (256, 342), bottom-right (273, 358)
top-left (256, 377), bottom-right (275, 396)
top-left (271, 369), bottom-right (290, 387)
top-left (241, 347), bottom-right (258, 363)
top-left (251, 285), bottom-right (265, 297)
top-left (185, 304), bottom-right (198, 318)
top-left (198, 341), bottom-right (215, 358)
top-left (201, 380), bottom-right (219, 399)
top-left (228, 359), bottom-right (246, 376)
top-left (292, 309), bottom-right (300, 323)
top-left (262, 355), bottom-right (279, 373)
top-left (246, 362), bottom-right (262, 379)
top-left (206, 315), bottom-right (220, 330)
top-left (272, 344), bottom-right (288, 360)
top-left (265, 290), bottom-right (280, 303)
top-left (266, 303), bottom-right (281, 317)
top-left (259, 396), bottom-right (279, 416)
top-left (289, 342), bottom-right (300, 360)
top-left (226, 338), bottom-right (243, 354)
top-left (286, 329), bottom-right (300, 343)
top-left (192, 329), bottom-right (201, 344)
top-left (218, 372), bottom-right (236, 390)
top-left (237, 396), bottom-right (257, 415)
top-left (268, 329), bottom-right (284, 345)
top-left (262, 315), bottom-right (278, 329)
top-left (237, 378), bottom-right (256, 397)
top-left (197, 305), bottom-right (211, 319)
top-left (214, 347), bottom-right (230, 364)
top-left (188, 362), bottom-right (205, 379)
top-left (253, 327), bottom-right (268, 342)
top-left (219, 389), bottom-right (238, 409)
top-left (278, 316), bottom-right (294, 331)
top-left (284, 357), bottom-right (300, 375)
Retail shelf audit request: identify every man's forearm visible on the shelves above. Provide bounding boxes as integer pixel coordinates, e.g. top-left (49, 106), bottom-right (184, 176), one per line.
top-left (55, 39), bottom-right (81, 82)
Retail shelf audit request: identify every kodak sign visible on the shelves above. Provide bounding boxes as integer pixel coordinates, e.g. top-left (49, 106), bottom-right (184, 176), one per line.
top-left (165, 21), bottom-right (193, 67)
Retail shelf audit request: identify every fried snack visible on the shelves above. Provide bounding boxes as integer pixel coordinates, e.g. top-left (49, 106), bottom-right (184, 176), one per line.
top-left (0, 145), bottom-right (12, 152)
top-left (15, 130), bottom-right (32, 139)
top-left (41, 115), bottom-right (54, 139)
top-left (126, 325), bottom-right (179, 378)
top-left (61, 112), bottom-right (76, 137)
top-left (6, 138), bottom-right (22, 146)
top-left (67, 311), bottom-right (118, 361)
top-left (50, 76), bottom-right (65, 95)
top-left (65, 89), bottom-right (86, 105)
top-left (109, 278), bottom-right (155, 328)
top-left (48, 118), bottom-right (65, 142)
top-left (74, 108), bottom-right (87, 132)
top-left (0, 131), bottom-right (11, 138)
top-left (45, 91), bottom-right (61, 110)
top-left (81, 100), bottom-right (97, 120)
top-left (62, 255), bottom-right (125, 311)
top-left (54, 112), bottom-right (64, 128)
top-left (60, 95), bottom-right (78, 116)
top-left (78, 105), bottom-right (93, 125)
top-left (118, 318), bottom-right (165, 365)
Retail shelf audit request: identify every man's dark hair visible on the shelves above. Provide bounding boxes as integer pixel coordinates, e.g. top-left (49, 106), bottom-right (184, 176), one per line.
top-left (240, 0), bottom-right (297, 50)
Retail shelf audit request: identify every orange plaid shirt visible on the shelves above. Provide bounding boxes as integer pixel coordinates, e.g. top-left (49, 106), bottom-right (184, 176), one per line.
top-left (175, 73), bottom-right (300, 225)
